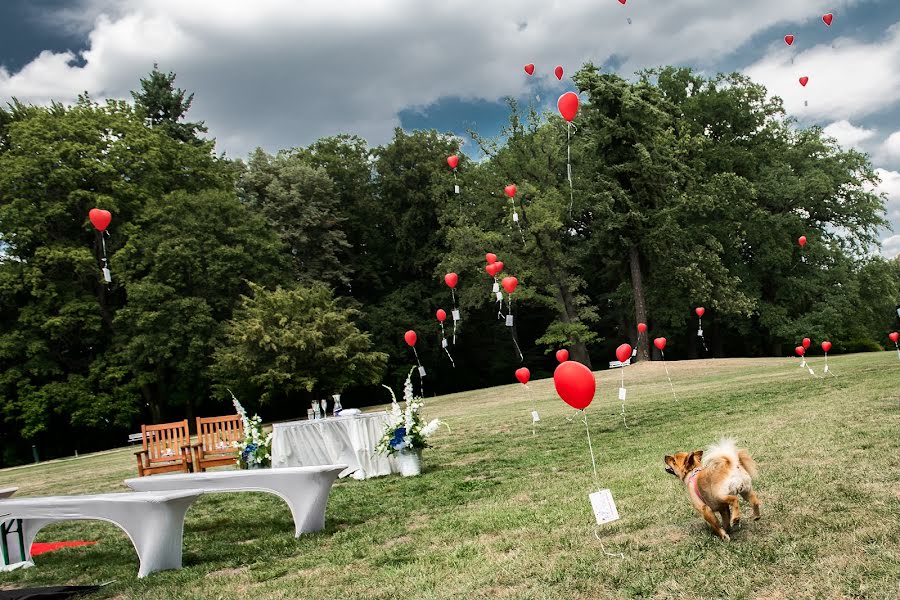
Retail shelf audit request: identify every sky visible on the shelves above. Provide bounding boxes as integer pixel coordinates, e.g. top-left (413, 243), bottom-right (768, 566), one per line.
top-left (1, 0), bottom-right (898, 257)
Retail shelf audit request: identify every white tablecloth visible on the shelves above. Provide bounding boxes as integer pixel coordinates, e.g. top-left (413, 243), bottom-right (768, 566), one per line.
top-left (272, 412), bottom-right (399, 480)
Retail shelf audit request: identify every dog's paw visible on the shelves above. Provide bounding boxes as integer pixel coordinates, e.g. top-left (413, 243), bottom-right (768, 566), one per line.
top-left (752, 513), bottom-right (761, 521)
top-left (730, 516), bottom-right (741, 529)
top-left (719, 531), bottom-right (731, 541)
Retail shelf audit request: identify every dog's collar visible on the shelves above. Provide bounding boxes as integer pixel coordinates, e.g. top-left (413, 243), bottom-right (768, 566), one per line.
top-left (685, 467), bottom-right (702, 498)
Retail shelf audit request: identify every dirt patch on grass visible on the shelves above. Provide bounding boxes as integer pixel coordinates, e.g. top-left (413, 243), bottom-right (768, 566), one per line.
top-left (206, 566), bottom-right (249, 579)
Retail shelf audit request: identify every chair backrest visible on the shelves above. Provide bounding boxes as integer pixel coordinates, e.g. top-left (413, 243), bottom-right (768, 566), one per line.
top-left (196, 414), bottom-right (244, 454)
top-left (141, 419), bottom-right (190, 461)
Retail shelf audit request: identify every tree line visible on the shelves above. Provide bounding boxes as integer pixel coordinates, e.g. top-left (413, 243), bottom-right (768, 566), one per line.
top-left (1, 65), bottom-right (897, 466)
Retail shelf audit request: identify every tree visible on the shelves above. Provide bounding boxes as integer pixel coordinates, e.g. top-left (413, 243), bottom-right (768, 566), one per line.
top-left (131, 64), bottom-right (208, 145)
top-left (211, 283), bottom-right (388, 409)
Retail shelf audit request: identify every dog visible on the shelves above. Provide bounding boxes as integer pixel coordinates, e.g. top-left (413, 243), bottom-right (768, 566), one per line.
top-left (664, 438), bottom-right (761, 540)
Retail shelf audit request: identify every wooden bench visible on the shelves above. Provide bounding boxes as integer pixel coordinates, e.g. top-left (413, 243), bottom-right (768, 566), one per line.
top-left (193, 414), bottom-right (243, 472)
top-left (125, 465), bottom-right (347, 537)
top-left (0, 491), bottom-right (202, 577)
top-left (134, 419), bottom-right (193, 477)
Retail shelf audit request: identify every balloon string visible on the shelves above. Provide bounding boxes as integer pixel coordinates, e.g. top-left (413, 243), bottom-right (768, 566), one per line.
top-left (895, 342), bottom-right (900, 360)
top-left (582, 410), bottom-right (599, 486)
top-left (443, 347), bottom-right (456, 368)
top-left (661, 352), bottom-right (677, 401)
top-left (525, 385), bottom-right (536, 436)
top-left (567, 121), bottom-right (574, 218)
top-left (620, 367), bottom-right (628, 429)
top-left (451, 289), bottom-right (458, 345)
top-left (508, 295), bottom-right (523, 362)
top-left (412, 347), bottom-right (425, 397)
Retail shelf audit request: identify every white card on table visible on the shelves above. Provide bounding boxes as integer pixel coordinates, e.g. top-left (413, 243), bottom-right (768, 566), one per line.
top-left (492, 282), bottom-right (500, 293)
top-left (589, 489), bottom-right (620, 525)
top-left (531, 410), bottom-right (540, 422)
top-left (102, 267), bottom-right (112, 283)
top-left (454, 185), bottom-right (460, 194)
top-left (442, 338), bottom-right (448, 348)
top-left (505, 314), bottom-right (514, 327)
top-left (418, 366), bottom-right (426, 377)
top-left (512, 212), bottom-right (519, 222)
top-left (697, 329), bottom-right (703, 337)
top-left (496, 291), bottom-right (504, 301)
top-left (618, 388), bottom-right (626, 401)
top-left (452, 309), bottom-right (460, 321)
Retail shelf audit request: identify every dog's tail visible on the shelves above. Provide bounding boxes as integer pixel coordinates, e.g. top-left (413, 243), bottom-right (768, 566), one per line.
top-left (702, 438), bottom-right (757, 479)
top-left (737, 449), bottom-right (758, 479)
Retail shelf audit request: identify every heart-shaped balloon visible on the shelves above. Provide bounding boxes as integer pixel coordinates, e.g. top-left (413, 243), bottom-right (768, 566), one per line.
top-left (802, 337), bottom-right (811, 349)
top-left (821, 341), bottom-right (832, 353)
top-left (515, 367), bottom-right (531, 385)
top-left (89, 208), bottom-right (112, 232)
top-left (524, 63), bottom-right (535, 76)
top-left (784, 34), bottom-right (794, 45)
top-left (502, 276), bottom-right (518, 294)
top-left (822, 13), bottom-right (833, 26)
top-left (554, 66), bottom-right (563, 80)
top-left (404, 330), bottom-right (417, 347)
top-left (504, 184), bottom-right (517, 198)
top-left (695, 307), bottom-right (705, 318)
top-left (447, 155), bottom-right (459, 169)
top-left (654, 337), bottom-right (667, 351)
top-left (798, 235), bottom-right (807, 247)
top-left (615, 344), bottom-right (632, 364)
top-left (889, 331), bottom-right (899, 343)
top-left (618, 0), bottom-right (626, 4)
top-left (557, 92), bottom-right (579, 122)
top-left (494, 261), bottom-right (504, 275)
top-left (444, 273), bottom-right (458, 289)
top-left (485, 253), bottom-right (497, 265)
top-left (795, 346), bottom-right (805, 357)
top-left (553, 360), bottom-right (595, 410)
top-left (556, 349), bottom-right (569, 363)
top-left (485, 264), bottom-right (495, 276)
top-left (637, 322), bottom-right (647, 333)
top-left (799, 76), bottom-right (809, 87)
top-left (436, 309), bottom-right (447, 323)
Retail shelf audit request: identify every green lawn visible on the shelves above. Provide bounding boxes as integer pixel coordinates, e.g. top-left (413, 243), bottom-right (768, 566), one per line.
top-left (1, 353), bottom-right (899, 599)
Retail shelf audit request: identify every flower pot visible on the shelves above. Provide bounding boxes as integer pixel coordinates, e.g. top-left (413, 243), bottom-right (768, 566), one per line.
top-left (397, 448), bottom-right (422, 477)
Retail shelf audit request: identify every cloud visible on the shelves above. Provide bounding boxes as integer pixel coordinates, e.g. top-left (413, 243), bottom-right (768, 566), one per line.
top-left (871, 168), bottom-right (900, 256)
top-left (880, 129), bottom-right (900, 162)
top-left (822, 120), bottom-right (876, 151)
top-left (743, 23), bottom-right (900, 122)
top-left (0, 0), bottom-right (872, 159)
top-left (881, 234), bottom-right (900, 258)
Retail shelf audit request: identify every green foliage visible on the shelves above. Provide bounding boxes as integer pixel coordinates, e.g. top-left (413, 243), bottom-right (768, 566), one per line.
top-left (131, 64), bottom-right (208, 144)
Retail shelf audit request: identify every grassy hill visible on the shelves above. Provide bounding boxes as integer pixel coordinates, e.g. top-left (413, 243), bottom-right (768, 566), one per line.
top-left (1, 353), bottom-right (898, 599)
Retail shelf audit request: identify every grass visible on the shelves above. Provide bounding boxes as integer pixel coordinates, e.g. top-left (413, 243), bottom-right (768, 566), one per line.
top-left (1, 353), bottom-right (899, 599)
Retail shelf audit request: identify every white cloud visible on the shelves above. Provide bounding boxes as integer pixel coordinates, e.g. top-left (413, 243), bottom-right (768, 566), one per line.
top-left (881, 234), bottom-right (900, 258)
top-left (822, 120), bottom-right (876, 151)
top-left (743, 23), bottom-right (900, 122)
top-left (880, 130), bottom-right (900, 162)
top-left (871, 168), bottom-right (900, 257)
top-left (0, 0), bottom-right (871, 158)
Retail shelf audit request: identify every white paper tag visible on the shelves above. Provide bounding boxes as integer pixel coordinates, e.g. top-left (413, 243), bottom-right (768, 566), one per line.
top-left (531, 410), bottom-right (540, 422)
top-left (102, 267), bottom-right (112, 283)
top-left (800, 359), bottom-right (806, 368)
top-left (567, 163), bottom-right (572, 182)
top-left (492, 282), bottom-right (500, 293)
top-left (697, 329), bottom-right (703, 337)
top-left (505, 314), bottom-right (514, 327)
top-left (452, 309), bottom-right (460, 322)
top-left (631, 348), bottom-right (637, 357)
top-left (512, 212), bottom-right (519, 222)
top-left (496, 291), bottom-right (504, 302)
top-left (418, 366), bottom-right (426, 377)
top-left (589, 489), bottom-right (620, 525)
top-left (454, 184), bottom-right (460, 194)
top-left (535, 94), bottom-right (540, 102)
top-left (441, 338), bottom-right (448, 348)
top-left (808, 367), bottom-right (815, 376)
top-left (618, 388), bottom-right (626, 401)
top-left (823, 364), bottom-right (829, 373)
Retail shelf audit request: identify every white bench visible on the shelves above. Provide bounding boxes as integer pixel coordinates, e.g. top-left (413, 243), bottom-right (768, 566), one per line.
top-left (127, 433), bottom-right (143, 444)
top-left (124, 465), bottom-right (346, 537)
top-left (0, 491), bottom-right (201, 577)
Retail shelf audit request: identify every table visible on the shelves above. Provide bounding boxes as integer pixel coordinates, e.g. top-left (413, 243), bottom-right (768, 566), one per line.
top-left (271, 412), bottom-right (399, 480)
top-left (125, 465), bottom-right (346, 536)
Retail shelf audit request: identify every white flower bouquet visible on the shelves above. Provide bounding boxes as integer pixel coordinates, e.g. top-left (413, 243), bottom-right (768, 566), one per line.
top-left (229, 390), bottom-right (273, 468)
top-left (376, 368), bottom-right (444, 456)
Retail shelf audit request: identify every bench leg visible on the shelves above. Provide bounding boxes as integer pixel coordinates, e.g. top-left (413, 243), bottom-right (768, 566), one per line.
top-left (115, 496), bottom-right (199, 577)
top-left (273, 470), bottom-right (342, 537)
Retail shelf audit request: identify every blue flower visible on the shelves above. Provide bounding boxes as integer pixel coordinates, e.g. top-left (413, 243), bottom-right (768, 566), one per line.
top-left (390, 427), bottom-right (407, 449)
top-left (242, 443), bottom-right (258, 460)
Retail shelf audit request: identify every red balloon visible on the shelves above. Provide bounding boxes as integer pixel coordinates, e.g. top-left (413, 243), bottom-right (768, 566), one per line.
top-left (494, 261), bottom-right (504, 275)
top-left (515, 367), bottom-right (531, 385)
top-left (822, 13), bottom-right (833, 26)
top-left (618, 0), bottom-right (626, 4)
top-left (556, 349), bottom-right (569, 363)
top-left (802, 337), bottom-right (811, 349)
top-left (821, 341), bottom-right (832, 353)
top-left (615, 344), bottom-right (632, 364)
top-left (795, 346), bottom-right (805, 357)
top-left (695, 307), bottom-right (705, 318)
top-left (784, 34), bottom-right (794, 45)
top-left (553, 361), bottom-right (595, 410)
top-left (637, 322), bottom-right (648, 333)
top-left (447, 155), bottom-right (459, 170)
top-left (799, 76), bottom-right (809, 87)
top-left (485, 264), bottom-right (495, 276)
top-left (501, 276), bottom-right (518, 294)
top-left (486, 253), bottom-right (497, 265)
top-left (798, 235), bottom-right (807, 247)
top-left (557, 92), bottom-right (579, 122)
top-left (436, 309), bottom-right (447, 323)
top-left (444, 272), bottom-right (458, 289)
top-left (524, 63), bottom-right (535, 76)
top-left (504, 184), bottom-right (517, 198)
top-left (89, 208), bottom-right (112, 232)
top-left (889, 331), bottom-right (899, 343)
top-left (554, 66), bottom-right (563, 80)
top-left (654, 337), bottom-right (667, 351)
top-left (404, 330), bottom-right (417, 347)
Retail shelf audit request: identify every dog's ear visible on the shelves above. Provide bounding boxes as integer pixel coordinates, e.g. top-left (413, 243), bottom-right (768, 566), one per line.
top-left (685, 450), bottom-right (703, 469)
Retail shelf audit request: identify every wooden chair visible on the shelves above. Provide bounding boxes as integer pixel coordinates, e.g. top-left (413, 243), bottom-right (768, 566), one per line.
top-left (134, 419), bottom-right (193, 477)
top-left (193, 415), bottom-right (244, 472)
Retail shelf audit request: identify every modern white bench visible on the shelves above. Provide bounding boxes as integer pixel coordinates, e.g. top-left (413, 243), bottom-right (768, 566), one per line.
top-left (124, 465), bottom-right (346, 537)
top-left (0, 491), bottom-right (201, 577)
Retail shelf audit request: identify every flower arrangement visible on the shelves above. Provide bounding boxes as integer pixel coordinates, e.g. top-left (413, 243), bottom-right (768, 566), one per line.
top-left (376, 368), bottom-right (443, 456)
top-left (229, 390), bottom-right (273, 469)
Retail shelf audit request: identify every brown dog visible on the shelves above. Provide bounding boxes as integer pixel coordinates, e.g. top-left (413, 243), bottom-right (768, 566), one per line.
top-left (664, 438), bottom-right (761, 540)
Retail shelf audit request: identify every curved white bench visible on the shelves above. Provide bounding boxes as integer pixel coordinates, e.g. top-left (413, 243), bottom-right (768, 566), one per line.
top-left (124, 465), bottom-right (346, 537)
top-left (0, 491), bottom-right (201, 577)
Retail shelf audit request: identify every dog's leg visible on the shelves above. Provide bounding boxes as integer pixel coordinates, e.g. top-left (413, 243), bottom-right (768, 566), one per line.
top-left (724, 495), bottom-right (741, 529)
top-left (719, 507), bottom-right (731, 531)
top-left (698, 505), bottom-right (730, 541)
top-left (740, 489), bottom-right (761, 520)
